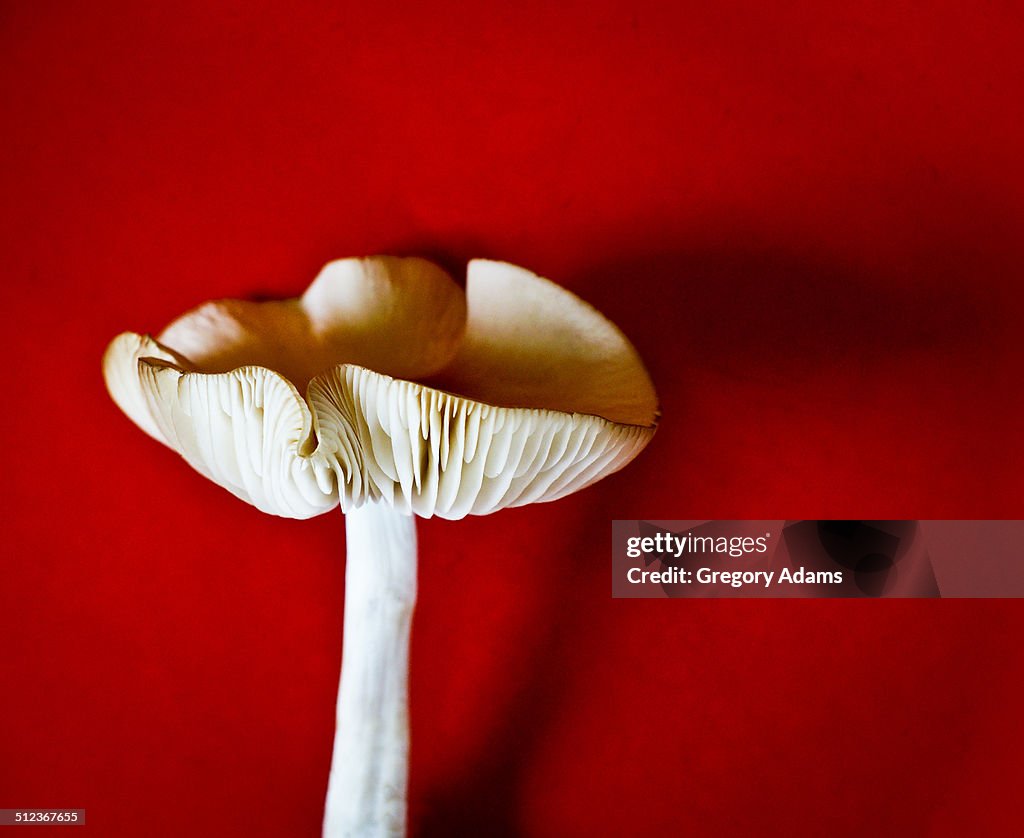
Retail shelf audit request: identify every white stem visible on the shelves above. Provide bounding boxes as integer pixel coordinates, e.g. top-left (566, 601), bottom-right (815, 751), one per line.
top-left (323, 502), bottom-right (417, 838)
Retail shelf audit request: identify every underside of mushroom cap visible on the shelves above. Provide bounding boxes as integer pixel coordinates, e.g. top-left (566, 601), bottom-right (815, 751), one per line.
top-left (103, 257), bottom-right (659, 519)
top-left (103, 331), bottom-right (192, 444)
top-left (309, 366), bottom-right (653, 519)
top-left (124, 358), bottom-right (652, 519)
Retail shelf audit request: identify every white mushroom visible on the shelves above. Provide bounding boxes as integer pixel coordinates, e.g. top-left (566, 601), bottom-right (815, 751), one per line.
top-left (103, 257), bottom-right (658, 837)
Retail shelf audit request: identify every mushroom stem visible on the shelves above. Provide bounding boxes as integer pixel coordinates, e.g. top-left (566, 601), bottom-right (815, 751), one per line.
top-left (323, 501), bottom-right (417, 838)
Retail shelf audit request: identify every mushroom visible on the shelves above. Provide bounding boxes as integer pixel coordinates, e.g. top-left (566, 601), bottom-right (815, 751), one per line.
top-left (102, 257), bottom-right (658, 837)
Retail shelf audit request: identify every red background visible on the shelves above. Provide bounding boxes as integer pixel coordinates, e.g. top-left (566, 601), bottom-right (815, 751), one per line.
top-left (2, 2), bottom-right (1023, 835)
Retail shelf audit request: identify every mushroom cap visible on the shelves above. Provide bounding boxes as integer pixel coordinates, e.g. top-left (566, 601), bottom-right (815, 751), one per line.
top-left (103, 257), bottom-right (658, 520)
